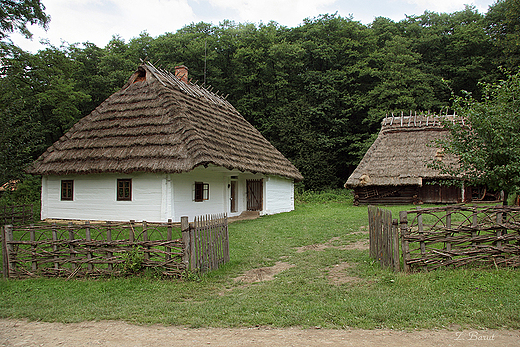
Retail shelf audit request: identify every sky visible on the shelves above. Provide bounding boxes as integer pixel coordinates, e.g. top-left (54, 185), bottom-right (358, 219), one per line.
top-left (10, 0), bottom-right (498, 52)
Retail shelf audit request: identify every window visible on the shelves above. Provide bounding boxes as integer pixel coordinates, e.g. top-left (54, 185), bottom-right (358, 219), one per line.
top-left (61, 180), bottom-right (73, 201)
top-left (194, 182), bottom-right (209, 202)
top-left (117, 179), bottom-right (132, 201)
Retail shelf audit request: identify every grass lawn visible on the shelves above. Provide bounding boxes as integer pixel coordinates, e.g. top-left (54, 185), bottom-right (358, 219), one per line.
top-left (1, 192), bottom-right (519, 329)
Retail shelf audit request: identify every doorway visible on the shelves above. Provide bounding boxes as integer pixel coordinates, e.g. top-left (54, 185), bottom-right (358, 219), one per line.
top-left (246, 179), bottom-right (263, 211)
top-left (230, 180), bottom-right (237, 213)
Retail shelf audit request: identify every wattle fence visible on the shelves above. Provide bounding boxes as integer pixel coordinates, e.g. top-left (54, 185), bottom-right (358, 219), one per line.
top-left (368, 205), bottom-right (520, 272)
top-left (1, 204), bottom-right (34, 226)
top-left (2, 214), bottom-right (229, 279)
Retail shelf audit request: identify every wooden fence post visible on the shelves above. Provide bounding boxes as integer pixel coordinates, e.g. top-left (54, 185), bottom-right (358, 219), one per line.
top-left (375, 207), bottom-right (382, 263)
top-left (181, 216), bottom-right (190, 270)
top-left (472, 208), bottom-right (478, 247)
top-left (129, 220), bottom-right (135, 242)
top-left (368, 206), bottom-right (375, 259)
top-left (192, 217), bottom-right (199, 271)
top-left (446, 207), bottom-right (452, 253)
top-left (400, 211), bottom-right (410, 273)
top-left (52, 222), bottom-right (59, 271)
top-left (85, 221), bottom-right (93, 272)
top-left (368, 206), bottom-right (372, 257)
top-left (106, 221), bottom-right (113, 271)
top-left (143, 221), bottom-right (149, 261)
top-left (223, 214), bottom-right (230, 263)
top-left (30, 224), bottom-right (37, 273)
top-left (2, 225), bottom-right (13, 278)
top-left (381, 208), bottom-right (390, 268)
top-left (392, 218), bottom-right (400, 272)
top-left (68, 222), bottom-right (75, 271)
top-left (166, 219), bottom-right (172, 262)
top-left (496, 209), bottom-right (503, 251)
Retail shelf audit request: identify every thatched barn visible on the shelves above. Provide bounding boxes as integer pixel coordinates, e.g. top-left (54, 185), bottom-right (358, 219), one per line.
top-left (345, 114), bottom-right (498, 205)
top-left (27, 63), bottom-right (303, 222)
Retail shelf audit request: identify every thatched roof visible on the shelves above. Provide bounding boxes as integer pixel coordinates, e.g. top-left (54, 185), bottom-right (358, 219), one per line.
top-left (345, 114), bottom-right (459, 188)
top-left (27, 63), bottom-right (303, 181)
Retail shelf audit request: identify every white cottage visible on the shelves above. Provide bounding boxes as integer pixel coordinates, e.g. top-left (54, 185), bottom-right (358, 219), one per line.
top-left (27, 63), bottom-right (303, 222)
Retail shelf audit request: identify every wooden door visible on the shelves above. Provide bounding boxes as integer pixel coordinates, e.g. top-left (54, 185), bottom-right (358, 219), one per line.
top-left (246, 179), bottom-right (263, 211)
top-left (230, 180), bottom-right (237, 212)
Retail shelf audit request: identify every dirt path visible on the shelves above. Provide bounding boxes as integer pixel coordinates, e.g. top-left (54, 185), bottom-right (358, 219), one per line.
top-left (1, 319), bottom-right (519, 347)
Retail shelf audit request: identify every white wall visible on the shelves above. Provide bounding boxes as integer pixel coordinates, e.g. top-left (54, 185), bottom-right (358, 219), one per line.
top-left (171, 168), bottom-right (228, 221)
top-left (264, 175), bottom-right (295, 215)
top-left (40, 168), bottom-right (296, 222)
top-left (42, 173), bottom-right (165, 222)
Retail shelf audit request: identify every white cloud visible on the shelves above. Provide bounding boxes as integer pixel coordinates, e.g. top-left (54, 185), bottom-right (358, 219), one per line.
top-left (404, 0), bottom-right (491, 14)
top-left (11, 0), bottom-right (196, 50)
top-left (207, 0), bottom-right (336, 26)
top-left (9, 0), bottom-right (496, 52)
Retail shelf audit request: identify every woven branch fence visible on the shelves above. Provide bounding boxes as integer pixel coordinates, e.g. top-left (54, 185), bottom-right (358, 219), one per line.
top-left (0, 204), bottom-right (34, 226)
top-left (368, 205), bottom-right (520, 272)
top-left (2, 214), bottom-right (229, 279)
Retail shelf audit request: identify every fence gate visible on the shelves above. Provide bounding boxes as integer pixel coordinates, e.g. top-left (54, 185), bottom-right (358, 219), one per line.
top-left (246, 179), bottom-right (263, 211)
top-left (181, 214), bottom-right (229, 273)
top-left (367, 205), bottom-right (400, 272)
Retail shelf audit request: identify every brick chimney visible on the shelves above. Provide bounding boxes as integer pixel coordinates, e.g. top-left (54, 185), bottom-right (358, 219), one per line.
top-left (175, 65), bottom-right (188, 83)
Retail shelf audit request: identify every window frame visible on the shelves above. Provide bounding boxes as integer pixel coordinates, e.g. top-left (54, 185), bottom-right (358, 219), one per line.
top-left (61, 180), bottom-right (74, 201)
top-left (117, 179), bottom-right (132, 201)
top-left (194, 182), bottom-right (209, 202)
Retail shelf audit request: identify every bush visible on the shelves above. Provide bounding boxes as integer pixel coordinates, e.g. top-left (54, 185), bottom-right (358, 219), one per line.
top-left (295, 188), bottom-right (353, 204)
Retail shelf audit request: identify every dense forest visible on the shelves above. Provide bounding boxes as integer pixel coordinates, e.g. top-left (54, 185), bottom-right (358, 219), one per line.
top-left (1, 0), bottom-right (519, 200)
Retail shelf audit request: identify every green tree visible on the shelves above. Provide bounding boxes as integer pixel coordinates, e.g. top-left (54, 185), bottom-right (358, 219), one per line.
top-left (433, 72), bottom-right (520, 204)
top-left (401, 7), bottom-right (498, 100)
top-left (0, 44), bottom-right (90, 185)
top-left (486, 0), bottom-right (520, 69)
top-left (365, 35), bottom-right (438, 126)
top-left (0, 0), bottom-right (49, 40)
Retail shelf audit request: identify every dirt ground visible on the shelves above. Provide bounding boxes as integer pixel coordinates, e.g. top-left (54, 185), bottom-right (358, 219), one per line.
top-left (1, 319), bottom-right (519, 347)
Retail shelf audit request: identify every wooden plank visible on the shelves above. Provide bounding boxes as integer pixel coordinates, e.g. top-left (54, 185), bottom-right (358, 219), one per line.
top-left (2, 226), bottom-right (9, 278)
top-left (368, 206), bottom-right (375, 259)
top-left (106, 221), bottom-right (113, 271)
top-left (375, 207), bottom-right (382, 264)
top-left (392, 219), bottom-right (400, 272)
top-left (446, 208), bottom-right (452, 252)
top-left (181, 217), bottom-right (190, 270)
top-left (85, 221), bottom-right (93, 272)
top-left (68, 222), bottom-right (75, 271)
top-left (143, 221), bottom-right (149, 261)
top-left (29, 224), bottom-right (37, 273)
top-left (166, 219), bottom-right (173, 262)
top-left (472, 209), bottom-right (478, 247)
top-left (381, 209), bottom-right (390, 267)
top-left (52, 223), bottom-right (59, 271)
top-left (223, 214), bottom-right (230, 263)
top-left (400, 211), bottom-right (410, 273)
top-left (417, 207), bottom-right (426, 257)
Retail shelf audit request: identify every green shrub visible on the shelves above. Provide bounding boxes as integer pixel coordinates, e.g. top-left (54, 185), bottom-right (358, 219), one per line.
top-left (295, 188), bottom-right (353, 204)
